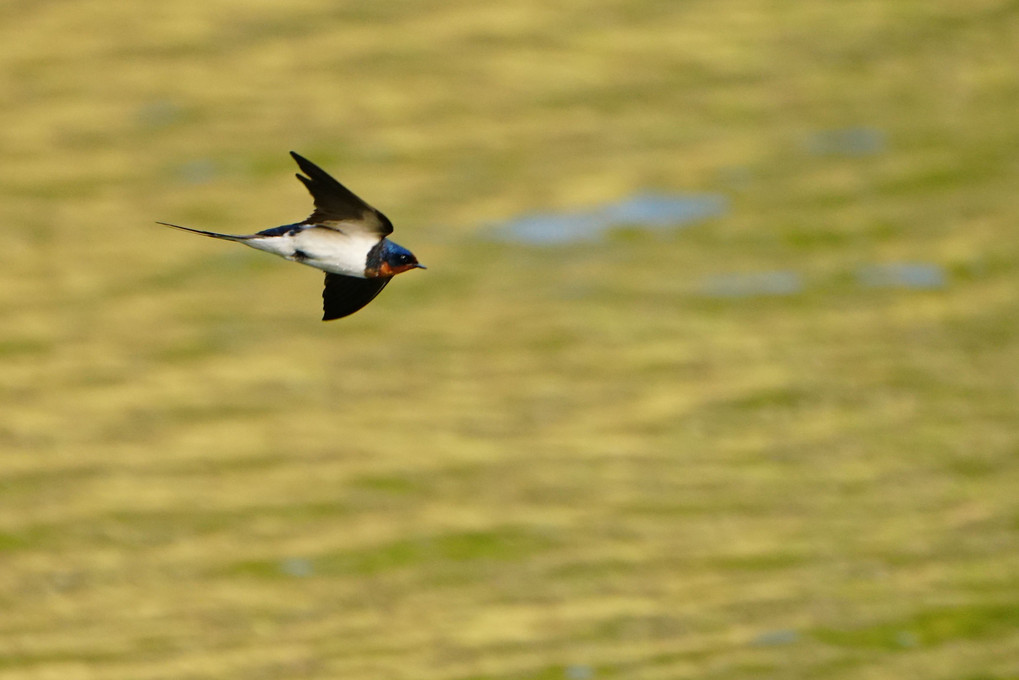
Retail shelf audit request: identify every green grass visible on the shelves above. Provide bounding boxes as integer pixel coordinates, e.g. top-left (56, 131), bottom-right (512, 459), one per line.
top-left (814, 603), bottom-right (1019, 650)
top-left (2, 1), bottom-right (1019, 679)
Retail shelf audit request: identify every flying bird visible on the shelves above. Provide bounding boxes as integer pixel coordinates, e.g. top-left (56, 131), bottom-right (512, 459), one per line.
top-left (158, 151), bottom-right (425, 320)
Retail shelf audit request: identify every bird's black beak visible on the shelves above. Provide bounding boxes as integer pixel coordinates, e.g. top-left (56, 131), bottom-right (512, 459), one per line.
top-left (414, 263), bottom-right (427, 270)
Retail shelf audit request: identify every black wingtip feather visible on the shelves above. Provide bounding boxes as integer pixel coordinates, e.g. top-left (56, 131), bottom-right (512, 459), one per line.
top-left (290, 151), bottom-right (329, 183)
top-left (288, 152), bottom-right (394, 237)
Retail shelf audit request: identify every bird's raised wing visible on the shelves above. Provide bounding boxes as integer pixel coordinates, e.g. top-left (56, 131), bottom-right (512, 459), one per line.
top-left (321, 272), bottom-right (392, 321)
top-left (291, 151), bottom-right (394, 238)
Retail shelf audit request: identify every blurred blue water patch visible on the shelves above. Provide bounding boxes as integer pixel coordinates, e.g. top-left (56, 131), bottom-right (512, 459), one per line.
top-left (807, 127), bottom-right (887, 156)
top-left (280, 557), bottom-right (314, 578)
top-left (489, 192), bottom-right (728, 245)
top-left (700, 270), bottom-right (804, 298)
top-left (137, 100), bottom-right (184, 128)
top-left (896, 630), bottom-right (920, 648)
top-left (857, 262), bottom-right (947, 290)
top-left (751, 629), bottom-right (801, 646)
top-left (175, 158), bottom-right (218, 185)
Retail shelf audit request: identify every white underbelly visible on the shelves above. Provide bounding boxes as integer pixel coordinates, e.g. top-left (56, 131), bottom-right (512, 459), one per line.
top-left (245, 227), bottom-right (375, 278)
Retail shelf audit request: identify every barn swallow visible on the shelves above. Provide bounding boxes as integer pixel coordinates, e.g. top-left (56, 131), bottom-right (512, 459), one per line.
top-left (158, 151), bottom-right (425, 320)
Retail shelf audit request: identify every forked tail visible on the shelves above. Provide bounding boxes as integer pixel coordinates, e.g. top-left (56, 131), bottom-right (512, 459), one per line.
top-left (155, 222), bottom-right (249, 241)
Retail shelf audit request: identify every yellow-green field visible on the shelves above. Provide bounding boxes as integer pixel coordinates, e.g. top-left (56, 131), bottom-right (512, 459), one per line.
top-left (2, 1), bottom-right (1018, 678)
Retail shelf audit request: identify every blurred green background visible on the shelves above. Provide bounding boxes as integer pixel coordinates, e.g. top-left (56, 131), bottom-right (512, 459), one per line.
top-left (2, 1), bottom-right (1018, 678)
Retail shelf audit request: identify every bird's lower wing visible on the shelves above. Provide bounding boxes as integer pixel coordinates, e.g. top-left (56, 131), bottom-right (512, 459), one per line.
top-left (322, 273), bottom-right (391, 321)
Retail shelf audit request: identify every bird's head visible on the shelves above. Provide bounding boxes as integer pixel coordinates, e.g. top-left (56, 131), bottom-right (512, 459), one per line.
top-left (376, 242), bottom-right (426, 277)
